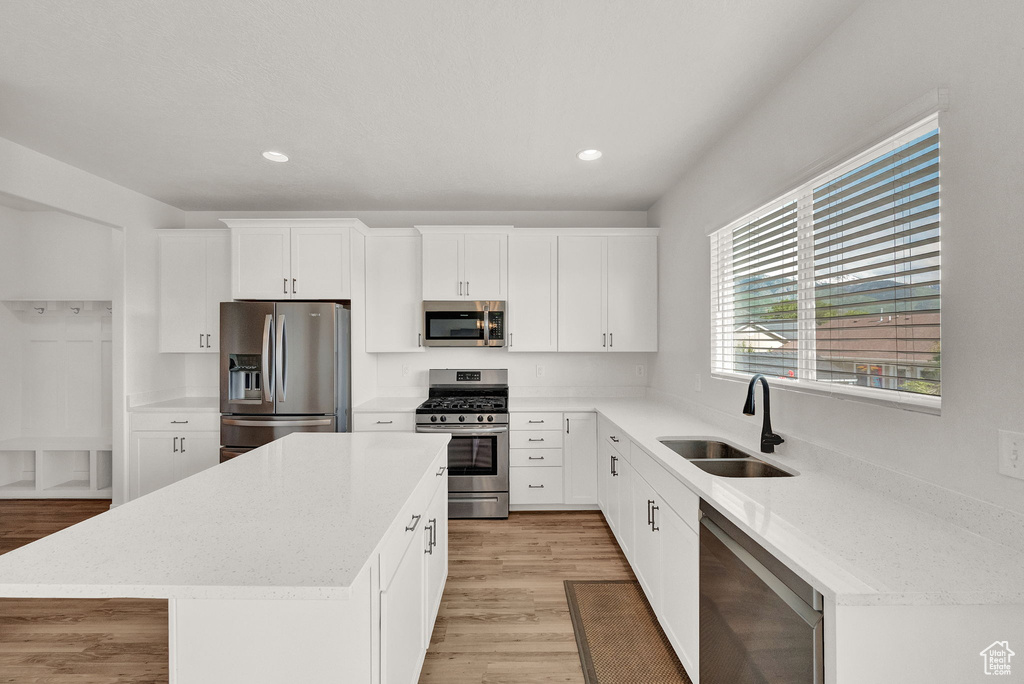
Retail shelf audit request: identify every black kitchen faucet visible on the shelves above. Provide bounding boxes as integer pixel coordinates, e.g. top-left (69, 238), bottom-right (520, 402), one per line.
top-left (742, 374), bottom-right (785, 453)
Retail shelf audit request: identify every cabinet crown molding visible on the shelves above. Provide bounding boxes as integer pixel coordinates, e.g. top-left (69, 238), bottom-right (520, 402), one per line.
top-left (219, 218), bottom-right (370, 234)
top-left (416, 225), bottom-right (513, 234)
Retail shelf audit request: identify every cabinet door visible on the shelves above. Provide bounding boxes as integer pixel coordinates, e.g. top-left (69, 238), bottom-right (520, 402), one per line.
top-left (597, 445), bottom-right (611, 514)
top-left (616, 457), bottom-right (635, 558)
top-left (422, 234), bottom-right (462, 300)
top-left (131, 433), bottom-right (177, 499)
top-left (159, 234), bottom-right (208, 352)
top-left (508, 235), bottom-right (557, 351)
top-left (365, 236), bottom-right (424, 352)
top-left (604, 448), bottom-right (620, 534)
top-left (204, 234), bottom-right (231, 352)
top-left (659, 504), bottom-right (700, 677)
top-left (175, 433), bottom-right (220, 482)
top-left (290, 227), bottom-right (350, 299)
top-left (381, 536), bottom-right (426, 684)
top-left (558, 236), bottom-right (607, 351)
top-left (232, 228), bottom-right (291, 300)
top-left (462, 233), bottom-right (506, 300)
top-left (606, 236), bottom-right (658, 352)
top-left (632, 475), bottom-right (660, 602)
top-left (563, 413), bottom-right (598, 504)
top-left (423, 479), bottom-right (448, 639)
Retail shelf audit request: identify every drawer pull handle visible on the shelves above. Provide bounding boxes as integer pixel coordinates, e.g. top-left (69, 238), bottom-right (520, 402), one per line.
top-left (405, 514), bottom-right (421, 532)
top-left (528, 456), bottom-right (545, 460)
top-left (376, 420), bottom-right (393, 424)
top-left (170, 420), bottom-right (189, 424)
top-left (528, 484), bottom-right (545, 489)
top-left (528, 438), bottom-right (545, 442)
top-left (610, 436), bottom-right (619, 443)
top-left (651, 505), bottom-right (660, 531)
top-left (528, 420), bottom-right (545, 424)
top-left (436, 466), bottom-right (447, 476)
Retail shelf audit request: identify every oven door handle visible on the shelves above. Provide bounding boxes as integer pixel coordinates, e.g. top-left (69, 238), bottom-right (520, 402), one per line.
top-left (416, 426), bottom-right (508, 435)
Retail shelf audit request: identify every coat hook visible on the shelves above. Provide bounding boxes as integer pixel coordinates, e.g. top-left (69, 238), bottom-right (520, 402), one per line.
top-left (70, 307), bottom-right (81, 314)
top-left (34, 307), bottom-right (45, 314)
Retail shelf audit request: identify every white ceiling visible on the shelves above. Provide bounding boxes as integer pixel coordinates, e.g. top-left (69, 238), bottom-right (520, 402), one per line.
top-left (0, 1), bottom-right (862, 212)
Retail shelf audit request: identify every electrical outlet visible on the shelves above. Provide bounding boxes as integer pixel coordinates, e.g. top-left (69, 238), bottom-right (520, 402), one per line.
top-left (694, 373), bottom-right (702, 392)
top-left (402, 364), bottom-right (410, 377)
top-left (636, 364), bottom-right (645, 377)
top-left (998, 430), bottom-right (1024, 480)
top-left (536, 365), bottom-right (545, 378)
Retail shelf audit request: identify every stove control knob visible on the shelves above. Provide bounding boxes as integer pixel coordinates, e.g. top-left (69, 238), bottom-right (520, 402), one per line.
top-left (440, 416), bottom-right (447, 423)
top-left (477, 415), bottom-right (484, 422)
top-left (459, 415), bottom-right (465, 422)
top-left (487, 415), bottom-right (494, 422)
top-left (431, 415), bottom-right (437, 423)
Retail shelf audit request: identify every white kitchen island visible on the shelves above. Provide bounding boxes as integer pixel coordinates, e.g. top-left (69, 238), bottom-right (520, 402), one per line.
top-left (0, 432), bottom-right (451, 684)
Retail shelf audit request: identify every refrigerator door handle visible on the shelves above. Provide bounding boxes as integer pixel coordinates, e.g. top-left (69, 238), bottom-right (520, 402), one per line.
top-left (276, 314), bottom-right (287, 403)
top-left (261, 314), bottom-right (274, 402)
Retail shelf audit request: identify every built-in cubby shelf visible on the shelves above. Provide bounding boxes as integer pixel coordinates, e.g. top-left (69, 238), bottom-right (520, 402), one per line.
top-left (0, 439), bottom-right (112, 499)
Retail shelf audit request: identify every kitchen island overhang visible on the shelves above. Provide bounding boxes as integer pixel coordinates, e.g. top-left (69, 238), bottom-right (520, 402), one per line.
top-left (0, 432), bottom-right (452, 683)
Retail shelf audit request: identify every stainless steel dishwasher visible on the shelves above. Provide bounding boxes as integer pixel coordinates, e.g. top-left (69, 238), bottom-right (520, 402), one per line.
top-left (699, 500), bottom-right (824, 683)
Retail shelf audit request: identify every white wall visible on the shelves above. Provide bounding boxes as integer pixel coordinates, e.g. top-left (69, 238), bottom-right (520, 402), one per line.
top-left (648, 0), bottom-right (1024, 513)
top-left (0, 135), bottom-right (188, 504)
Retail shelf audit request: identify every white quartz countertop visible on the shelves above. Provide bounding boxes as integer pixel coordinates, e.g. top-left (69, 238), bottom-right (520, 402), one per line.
top-left (0, 432), bottom-right (449, 600)
top-left (352, 397), bottom-right (425, 412)
top-left (129, 397), bottom-right (220, 412)
top-left (510, 397), bottom-right (1024, 608)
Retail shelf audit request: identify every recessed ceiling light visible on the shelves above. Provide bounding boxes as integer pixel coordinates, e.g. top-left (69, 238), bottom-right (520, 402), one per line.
top-left (577, 149), bottom-right (602, 161)
top-left (262, 150), bottom-right (289, 163)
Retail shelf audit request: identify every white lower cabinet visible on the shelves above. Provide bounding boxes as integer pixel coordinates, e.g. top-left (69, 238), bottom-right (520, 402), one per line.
top-left (509, 412), bottom-right (565, 507)
top-left (563, 412), bottom-right (597, 504)
top-left (352, 412), bottom-right (416, 432)
top-left (596, 426), bottom-right (701, 682)
top-left (129, 412), bottom-right (220, 500)
top-left (510, 466), bottom-right (564, 505)
top-left (379, 461), bottom-right (448, 684)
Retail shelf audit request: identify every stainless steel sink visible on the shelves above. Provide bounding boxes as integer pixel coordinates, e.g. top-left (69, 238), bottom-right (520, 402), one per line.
top-left (658, 438), bottom-right (795, 477)
top-left (659, 439), bottom-right (749, 460)
top-left (690, 459), bottom-right (793, 478)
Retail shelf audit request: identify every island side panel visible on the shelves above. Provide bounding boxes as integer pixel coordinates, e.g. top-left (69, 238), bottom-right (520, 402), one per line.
top-left (169, 563), bottom-right (373, 684)
top-left (831, 603), bottom-right (1024, 683)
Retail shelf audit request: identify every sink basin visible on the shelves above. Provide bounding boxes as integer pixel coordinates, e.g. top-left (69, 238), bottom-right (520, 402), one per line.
top-left (690, 459), bottom-right (793, 478)
top-left (659, 439), bottom-right (750, 460)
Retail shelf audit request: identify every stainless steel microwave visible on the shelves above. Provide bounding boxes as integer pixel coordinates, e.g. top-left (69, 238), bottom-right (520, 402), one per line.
top-left (422, 301), bottom-right (505, 347)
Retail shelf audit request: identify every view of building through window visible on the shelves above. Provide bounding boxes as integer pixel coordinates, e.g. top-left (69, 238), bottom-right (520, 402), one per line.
top-left (712, 118), bottom-right (940, 402)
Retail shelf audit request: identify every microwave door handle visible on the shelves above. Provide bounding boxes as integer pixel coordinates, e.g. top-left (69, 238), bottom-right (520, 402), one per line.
top-left (276, 314), bottom-right (287, 403)
top-left (261, 314), bottom-right (274, 402)
top-left (483, 311), bottom-right (489, 345)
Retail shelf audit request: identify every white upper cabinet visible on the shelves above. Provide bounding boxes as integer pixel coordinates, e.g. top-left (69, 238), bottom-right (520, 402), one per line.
top-left (365, 234), bottom-right (424, 352)
top-left (159, 230), bottom-right (230, 353)
top-left (232, 227), bottom-right (291, 300)
top-left (558, 234), bottom-right (658, 352)
top-left (558, 236), bottom-right (607, 352)
top-left (507, 235), bottom-right (558, 352)
top-left (290, 227), bottom-right (350, 299)
top-left (224, 219), bottom-right (362, 300)
top-left (607, 236), bottom-right (658, 352)
top-left (419, 228), bottom-right (508, 301)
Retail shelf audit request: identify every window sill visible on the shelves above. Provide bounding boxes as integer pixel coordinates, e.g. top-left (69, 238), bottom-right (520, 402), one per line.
top-left (711, 371), bottom-right (941, 416)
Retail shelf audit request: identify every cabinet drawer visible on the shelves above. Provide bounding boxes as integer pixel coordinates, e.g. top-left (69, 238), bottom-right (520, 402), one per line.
top-left (509, 467), bottom-right (564, 505)
top-left (598, 414), bottom-right (628, 459)
top-left (510, 431), bottom-right (563, 449)
top-left (132, 412), bottom-right (220, 432)
top-left (631, 442), bottom-right (699, 534)
top-left (510, 448), bottom-right (563, 468)
top-left (352, 412), bottom-right (415, 432)
top-left (380, 456), bottom-right (445, 588)
top-left (510, 413), bottom-right (563, 431)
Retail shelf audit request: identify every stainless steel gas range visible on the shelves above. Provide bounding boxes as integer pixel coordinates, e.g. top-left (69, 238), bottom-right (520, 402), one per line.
top-left (415, 369), bottom-right (509, 519)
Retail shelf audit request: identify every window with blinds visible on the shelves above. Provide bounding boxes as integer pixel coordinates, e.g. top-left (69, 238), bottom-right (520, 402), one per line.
top-left (710, 115), bottom-right (941, 409)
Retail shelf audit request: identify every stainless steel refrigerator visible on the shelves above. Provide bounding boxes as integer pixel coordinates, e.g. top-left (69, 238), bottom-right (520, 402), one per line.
top-left (219, 302), bottom-right (350, 461)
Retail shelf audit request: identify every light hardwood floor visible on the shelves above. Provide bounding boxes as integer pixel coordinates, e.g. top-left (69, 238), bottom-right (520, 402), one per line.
top-left (0, 502), bottom-right (632, 684)
top-left (0, 500), bottom-right (168, 684)
top-left (421, 511), bottom-right (635, 684)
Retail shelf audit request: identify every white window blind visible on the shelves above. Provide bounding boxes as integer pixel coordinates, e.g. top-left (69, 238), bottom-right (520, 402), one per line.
top-left (711, 116), bottom-right (941, 410)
